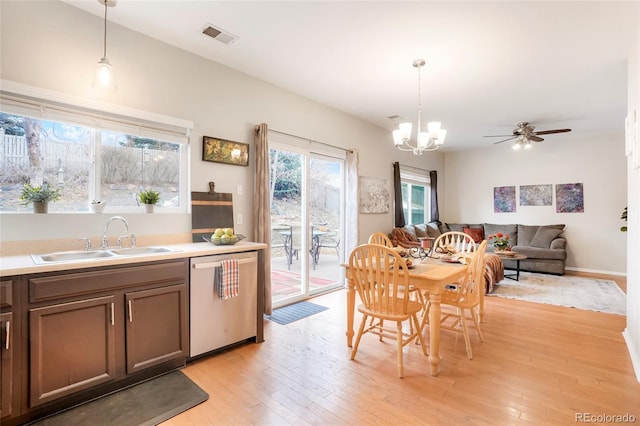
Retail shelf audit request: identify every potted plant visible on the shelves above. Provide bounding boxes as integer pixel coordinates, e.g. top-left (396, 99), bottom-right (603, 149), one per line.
top-left (89, 199), bottom-right (107, 213)
top-left (19, 183), bottom-right (61, 213)
top-left (137, 189), bottom-right (160, 213)
top-left (621, 206), bottom-right (627, 232)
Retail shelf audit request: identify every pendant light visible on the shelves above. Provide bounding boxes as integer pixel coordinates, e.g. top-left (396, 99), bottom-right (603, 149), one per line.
top-left (93, 0), bottom-right (117, 91)
top-left (393, 59), bottom-right (446, 155)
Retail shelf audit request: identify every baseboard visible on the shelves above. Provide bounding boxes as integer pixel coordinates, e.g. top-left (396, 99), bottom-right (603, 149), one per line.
top-left (565, 266), bottom-right (627, 277)
top-left (622, 328), bottom-right (640, 382)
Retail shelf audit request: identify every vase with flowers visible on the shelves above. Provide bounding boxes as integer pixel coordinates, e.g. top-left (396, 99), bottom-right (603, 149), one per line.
top-left (488, 232), bottom-right (511, 253)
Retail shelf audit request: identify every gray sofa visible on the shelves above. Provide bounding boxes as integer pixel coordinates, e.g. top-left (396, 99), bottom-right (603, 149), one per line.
top-left (405, 221), bottom-right (567, 275)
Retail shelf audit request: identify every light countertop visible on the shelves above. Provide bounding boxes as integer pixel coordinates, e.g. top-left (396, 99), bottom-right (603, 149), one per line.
top-left (0, 241), bottom-right (267, 276)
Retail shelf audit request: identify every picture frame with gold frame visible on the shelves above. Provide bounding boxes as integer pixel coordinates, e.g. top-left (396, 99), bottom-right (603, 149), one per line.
top-left (202, 136), bottom-right (249, 166)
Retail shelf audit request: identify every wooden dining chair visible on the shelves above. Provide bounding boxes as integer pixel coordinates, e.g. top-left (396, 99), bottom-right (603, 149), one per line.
top-left (432, 231), bottom-right (477, 256)
top-left (368, 232), bottom-right (393, 247)
top-left (349, 244), bottom-right (427, 378)
top-left (422, 240), bottom-right (487, 359)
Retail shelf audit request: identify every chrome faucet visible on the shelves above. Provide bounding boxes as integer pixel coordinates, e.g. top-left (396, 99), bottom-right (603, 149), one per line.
top-left (102, 216), bottom-right (129, 249)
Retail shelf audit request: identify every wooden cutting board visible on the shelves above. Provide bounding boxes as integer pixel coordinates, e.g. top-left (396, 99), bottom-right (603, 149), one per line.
top-left (191, 182), bottom-right (234, 242)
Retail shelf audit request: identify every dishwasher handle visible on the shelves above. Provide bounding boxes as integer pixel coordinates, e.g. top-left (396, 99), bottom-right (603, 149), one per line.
top-left (192, 257), bottom-right (256, 270)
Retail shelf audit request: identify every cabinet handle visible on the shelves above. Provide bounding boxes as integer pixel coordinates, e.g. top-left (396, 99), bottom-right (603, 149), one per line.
top-left (110, 302), bottom-right (115, 326)
top-left (5, 320), bottom-right (10, 350)
top-left (128, 300), bottom-right (133, 322)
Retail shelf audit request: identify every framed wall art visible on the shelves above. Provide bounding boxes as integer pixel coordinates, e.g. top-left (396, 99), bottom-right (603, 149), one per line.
top-left (359, 176), bottom-right (390, 214)
top-left (556, 183), bottom-right (584, 213)
top-left (493, 186), bottom-right (516, 213)
top-left (202, 136), bottom-right (249, 166)
top-left (519, 184), bottom-right (552, 206)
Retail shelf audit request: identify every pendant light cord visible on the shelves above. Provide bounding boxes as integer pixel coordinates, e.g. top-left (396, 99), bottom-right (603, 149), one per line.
top-left (102, 0), bottom-right (108, 59)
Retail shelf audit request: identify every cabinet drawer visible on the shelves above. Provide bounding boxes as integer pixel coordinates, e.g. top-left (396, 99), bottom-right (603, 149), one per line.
top-left (0, 280), bottom-right (13, 309)
top-left (28, 259), bottom-right (188, 303)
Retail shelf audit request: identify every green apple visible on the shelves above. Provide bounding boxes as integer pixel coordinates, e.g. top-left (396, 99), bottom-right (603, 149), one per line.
top-left (220, 234), bottom-right (230, 243)
top-left (214, 228), bottom-right (225, 237)
top-left (223, 228), bottom-right (234, 236)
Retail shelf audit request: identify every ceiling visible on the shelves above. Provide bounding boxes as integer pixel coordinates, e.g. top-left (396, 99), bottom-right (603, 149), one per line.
top-left (63, 1), bottom-right (638, 151)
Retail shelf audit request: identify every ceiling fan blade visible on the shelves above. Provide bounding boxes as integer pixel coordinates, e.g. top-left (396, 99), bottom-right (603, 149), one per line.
top-left (533, 128), bottom-right (571, 135)
top-left (529, 135), bottom-right (544, 142)
top-left (484, 134), bottom-right (515, 138)
top-left (493, 136), bottom-right (517, 145)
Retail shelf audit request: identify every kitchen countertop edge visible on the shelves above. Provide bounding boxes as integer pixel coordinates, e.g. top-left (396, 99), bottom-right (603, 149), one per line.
top-left (0, 241), bottom-right (268, 276)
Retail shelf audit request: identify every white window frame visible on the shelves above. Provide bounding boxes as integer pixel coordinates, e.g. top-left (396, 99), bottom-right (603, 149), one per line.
top-left (0, 80), bottom-right (193, 214)
top-left (400, 167), bottom-right (431, 225)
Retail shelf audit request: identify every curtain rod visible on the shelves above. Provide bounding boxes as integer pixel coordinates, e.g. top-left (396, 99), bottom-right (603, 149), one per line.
top-left (267, 128), bottom-right (353, 154)
top-left (397, 163), bottom-right (432, 174)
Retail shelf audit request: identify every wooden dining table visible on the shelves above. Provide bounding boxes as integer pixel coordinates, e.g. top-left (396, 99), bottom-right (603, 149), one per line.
top-left (343, 257), bottom-right (468, 376)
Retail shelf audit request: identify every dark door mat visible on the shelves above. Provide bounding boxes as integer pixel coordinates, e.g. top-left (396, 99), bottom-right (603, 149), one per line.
top-left (265, 301), bottom-right (329, 325)
top-left (31, 370), bottom-right (208, 426)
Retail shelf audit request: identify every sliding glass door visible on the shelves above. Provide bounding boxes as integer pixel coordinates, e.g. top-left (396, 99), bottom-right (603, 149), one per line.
top-left (269, 142), bottom-right (345, 307)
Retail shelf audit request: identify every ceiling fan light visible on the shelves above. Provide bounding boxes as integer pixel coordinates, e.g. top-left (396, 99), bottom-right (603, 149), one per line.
top-left (524, 141), bottom-right (532, 149)
top-left (512, 142), bottom-right (521, 150)
top-left (436, 129), bottom-right (447, 145)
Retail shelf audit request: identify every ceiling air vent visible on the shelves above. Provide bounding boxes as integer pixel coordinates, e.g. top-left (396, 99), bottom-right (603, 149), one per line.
top-left (202, 24), bottom-right (237, 45)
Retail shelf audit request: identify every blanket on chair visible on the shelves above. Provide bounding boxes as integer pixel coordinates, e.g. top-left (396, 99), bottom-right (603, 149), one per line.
top-left (390, 228), bottom-right (420, 248)
top-left (483, 253), bottom-right (504, 294)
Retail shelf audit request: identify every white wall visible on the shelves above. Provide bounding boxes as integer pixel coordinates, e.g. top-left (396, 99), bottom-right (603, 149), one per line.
top-left (443, 133), bottom-right (628, 274)
top-left (623, 4), bottom-right (640, 381)
top-left (0, 0), bottom-right (443, 248)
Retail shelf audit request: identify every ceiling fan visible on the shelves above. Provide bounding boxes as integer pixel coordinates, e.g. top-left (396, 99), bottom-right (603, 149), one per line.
top-left (484, 122), bottom-right (572, 147)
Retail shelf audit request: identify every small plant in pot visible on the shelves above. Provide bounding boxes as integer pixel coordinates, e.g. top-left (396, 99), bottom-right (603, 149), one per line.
top-left (19, 183), bottom-right (61, 213)
top-left (137, 189), bottom-right (160, 213)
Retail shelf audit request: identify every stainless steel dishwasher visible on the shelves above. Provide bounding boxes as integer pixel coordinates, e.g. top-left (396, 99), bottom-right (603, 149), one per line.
top-left (189, 251), bottom-right (258, 358)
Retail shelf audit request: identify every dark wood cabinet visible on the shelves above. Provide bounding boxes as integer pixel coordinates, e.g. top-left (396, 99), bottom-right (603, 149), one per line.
top-left (29, 296), bottom-right (117, 407)
top-left (1, 259), bottom-right (190, 425)
top-left (125, 284), bottom-right (188, 374)
top-left (1, 278), bottom-right (19, 422)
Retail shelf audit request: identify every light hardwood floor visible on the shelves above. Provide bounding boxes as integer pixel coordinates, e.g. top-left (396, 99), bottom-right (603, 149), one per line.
top-left (163, 274), bottom-right (639, 425)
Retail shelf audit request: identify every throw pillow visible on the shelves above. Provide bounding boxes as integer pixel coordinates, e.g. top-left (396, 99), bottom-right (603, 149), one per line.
top-left (414, 223), bottom-right (428, 238)
top-left (426, 222), bottom-right (442, 238)
top-left (446, 223), bottom-right (468, 233)
top-left (463, 227), bottom-right (484, 243)
top-left (402, 224), bottom-right (417, 240)
top-left (530, 227), bottom-right (563, 248)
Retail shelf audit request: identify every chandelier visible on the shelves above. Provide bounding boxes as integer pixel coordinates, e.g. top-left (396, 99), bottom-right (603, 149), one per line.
top-left (93, 0), bottom-right (117, 91)
top-left (393, 59), bottom-right (446, 155)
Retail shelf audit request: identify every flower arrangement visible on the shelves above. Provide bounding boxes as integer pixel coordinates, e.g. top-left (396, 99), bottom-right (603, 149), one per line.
top-left (487, 232), bottom-right (510, 251)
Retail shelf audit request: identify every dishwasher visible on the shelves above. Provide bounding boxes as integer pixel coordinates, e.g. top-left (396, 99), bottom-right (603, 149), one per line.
top-left (189, 251), bottom-right (258, 358)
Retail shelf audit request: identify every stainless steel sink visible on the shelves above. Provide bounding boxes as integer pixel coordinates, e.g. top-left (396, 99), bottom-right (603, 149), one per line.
top-left (32, 250), bottom-right (116, 264)
top-left (109, 247), bottom-right (173, 256)
top-left (31, 246), bottom-right (177, 264)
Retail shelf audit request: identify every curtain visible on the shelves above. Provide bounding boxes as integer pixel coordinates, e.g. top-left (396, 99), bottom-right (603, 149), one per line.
top-left (393, 161), bottom-right (406, 228)
top-left (254, 123), bottom-right (273, 315)
top-left (430, 170), bottom-right (439, 222)
top-left (345, 150), bottom-right (359, 257)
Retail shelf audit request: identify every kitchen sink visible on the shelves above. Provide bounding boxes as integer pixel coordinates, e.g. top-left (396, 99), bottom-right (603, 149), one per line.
top-left (32, 250), bottom-right (116, 264)
top-left (110, 247), bottom-right (173, 256)
top-left (31, 247), bottom-right (177, 264)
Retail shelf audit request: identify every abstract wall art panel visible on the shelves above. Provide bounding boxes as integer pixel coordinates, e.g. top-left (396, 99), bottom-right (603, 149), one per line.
top-left (556, 183), bottom-right (584, 213)
top-left (494, 186), bottom-right (516, 213)
top-left (520, 184), bottom-right (553, 206)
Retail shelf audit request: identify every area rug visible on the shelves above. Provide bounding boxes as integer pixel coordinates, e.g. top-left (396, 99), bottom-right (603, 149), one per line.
top-left (488, 272), bottom-right (626, 315)
top-left (32, 370), bottom-right (208, 426)
top-left (265, 301), bottom-right (329, 325)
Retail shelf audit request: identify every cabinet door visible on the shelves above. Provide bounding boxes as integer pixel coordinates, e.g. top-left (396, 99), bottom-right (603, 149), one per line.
top-left (29, 296), bottom-right (117, 407)
top-left (0, 312), bottom-right (12, 419)
top-left (125, 284), bottom-right (188, 374)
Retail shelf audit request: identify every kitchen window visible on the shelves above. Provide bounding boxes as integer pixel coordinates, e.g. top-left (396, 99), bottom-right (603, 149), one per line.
top-left (0, 82), bottom-right (192, 213)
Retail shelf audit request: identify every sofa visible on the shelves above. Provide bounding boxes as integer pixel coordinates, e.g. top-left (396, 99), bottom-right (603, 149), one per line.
top-left (401, 221), bottom-right (567, 275)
